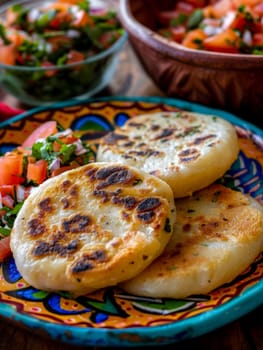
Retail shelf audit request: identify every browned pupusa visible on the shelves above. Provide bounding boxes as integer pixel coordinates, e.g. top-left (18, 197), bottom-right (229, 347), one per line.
top-left (10, 162), bottom-right (175, 296)
top-left (121, 184), bottom-right (263, 298)
top-left (97, 111), bottom-right (239, 198)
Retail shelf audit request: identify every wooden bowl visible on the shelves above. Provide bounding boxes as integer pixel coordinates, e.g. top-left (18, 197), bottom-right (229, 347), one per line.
top-left (119, 0), bottom-right (263, 122)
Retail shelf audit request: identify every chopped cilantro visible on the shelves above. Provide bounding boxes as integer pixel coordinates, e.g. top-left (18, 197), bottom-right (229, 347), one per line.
top-left (237, 4), bottom-right (246, 13)
top-left (11, 4), bottom-right (23, 12)
top-left (1, 202), bottom-right (24, 230)
top-left (77, 0), bottom-right (90, 12)
top-left (0, 227), bottom-right (11, 237)
top-left (187, 9), bottom-right (204, 30)
top-left (59, 143), bottom-right (76, 164)
top-left (0, 23), bottom-right (11, 45)
top-left (170, 13), bottom-right (187, 27)
top-left (34, 9), bottom-right (57, 31)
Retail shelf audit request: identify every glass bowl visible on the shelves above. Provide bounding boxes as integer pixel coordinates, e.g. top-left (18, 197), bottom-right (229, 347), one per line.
top-left (0, 0), bottom-right (127, 106)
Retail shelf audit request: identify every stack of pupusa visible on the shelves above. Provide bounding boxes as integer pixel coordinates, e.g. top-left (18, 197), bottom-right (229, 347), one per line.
top-left (98, 111), bottom-right (263, 297)
top-left (10, 111), bottom-right (263, 298)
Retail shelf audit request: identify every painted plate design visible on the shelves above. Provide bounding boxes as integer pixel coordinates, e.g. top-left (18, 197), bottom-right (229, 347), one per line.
top-left (0, 96), bottom-right (262, 347)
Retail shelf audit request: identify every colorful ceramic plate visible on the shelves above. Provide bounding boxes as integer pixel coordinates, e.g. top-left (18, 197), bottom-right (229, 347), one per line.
top-left (0, 96), bottom-right (262, 347)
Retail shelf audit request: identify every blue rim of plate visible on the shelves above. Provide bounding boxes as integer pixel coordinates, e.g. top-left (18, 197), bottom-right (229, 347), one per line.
top-left (0, 95), bottom-right (262, 347)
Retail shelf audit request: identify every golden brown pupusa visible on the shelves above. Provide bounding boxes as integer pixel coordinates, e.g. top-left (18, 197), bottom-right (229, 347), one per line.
top-left (121, 184), bottom-right (263, 298)
top-left (10, 162), bottom-right (175, 296)
top-left (97, 111), bottom-right (239, 198)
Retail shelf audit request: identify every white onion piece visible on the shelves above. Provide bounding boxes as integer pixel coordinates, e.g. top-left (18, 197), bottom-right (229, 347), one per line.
top-left (203, 25), bottom-right (219, 36)
top-left (28, 8), bottom-right (41, 22)
top-left (54, 129), bottom-right (73, 138)
top-left (73, 140), bottom-right (87, 155)
top-left (16, 185), bottom-right (26, 202)
top-left (221, 11), bottom-right (236, 30)
top-left (49, 158), bottom-right (61, 172)
top-left (66, 30), bottom-right (80, 38)
top-left (243, 30), bottom-right (253, 46)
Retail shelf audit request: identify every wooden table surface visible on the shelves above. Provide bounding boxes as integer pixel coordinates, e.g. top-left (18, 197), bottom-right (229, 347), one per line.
top-left (0, 42), bottom-right (263, 350)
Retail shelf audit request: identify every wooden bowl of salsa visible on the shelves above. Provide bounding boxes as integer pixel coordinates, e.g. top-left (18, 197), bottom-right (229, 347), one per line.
top-left (119, 0), bottom-right (263, 122)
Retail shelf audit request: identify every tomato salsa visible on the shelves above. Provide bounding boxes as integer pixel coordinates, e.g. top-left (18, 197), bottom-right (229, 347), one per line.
top-left (157, 0), bottom-right (263, 54)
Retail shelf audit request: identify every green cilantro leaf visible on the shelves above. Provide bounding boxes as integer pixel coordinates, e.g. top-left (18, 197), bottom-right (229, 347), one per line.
top-left (0, 23), bottom-right (11, 45)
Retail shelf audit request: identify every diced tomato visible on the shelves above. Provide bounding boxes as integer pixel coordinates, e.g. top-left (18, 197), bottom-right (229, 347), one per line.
top-left (51, 165), bottom-right (76, 177)
top-left (53, 134), bottom-right (78, 151)
top-left (49, 17), bottom-right (62, 30)
top-left (0, 31), bottom-right (28, 65)
top-left (186, 0), bottom-right (207, 8)
top-left (1, 194), bottom-right (15, 208)
top-left (0, 185), bottom-right (15, 197)
top-left (253, 32), bottom-right (263, 45)
top-left (0, 236), bottom-right (11, 262)
top-left (48, 9), bottom-right (72, 29)
top-left (251, 20), bottom-right (263, 34)
top-left (66, 50), bottom-right (85, 64)
top-left (41, 61), bottom-right (57, 77)
top-left (47, 35), bottom-right (71, 50)
top-left (0, 153), bottom-right (24, 185)
top-left (229, 11), bottom-right (255, 32)
top-left (27, 159), bottom-right (48, 185)
top-left (60, 135), bottom-right (78, 144)
top-left (229, 13), bottom-right (247, 31)
top-left (0, 43), bottom-right (17, 65)
top-left (98, 31), bottom-right (121, 49)
top-left (170, 25), bottom-right (187, 43)
top-left (8, 31), bottom-right (26, 47)
top-left (52, 141), bottom-right (62, 152)
top-left (233, 0), bottom-right (262, 8)
top-left (22, 121), bottom-right (58, 148)
top-left (182, 28), bottom-right (207, 49)
top-left (203, 28), bottom-right (241, 53)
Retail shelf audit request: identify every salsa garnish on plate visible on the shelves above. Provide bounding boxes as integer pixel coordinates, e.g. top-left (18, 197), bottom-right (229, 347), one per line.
top-left (0, 121), bottom-right (93, 259)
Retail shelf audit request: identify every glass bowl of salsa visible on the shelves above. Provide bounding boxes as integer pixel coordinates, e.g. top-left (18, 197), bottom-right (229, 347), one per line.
top-left (0, 0), bottom-right (127, 106)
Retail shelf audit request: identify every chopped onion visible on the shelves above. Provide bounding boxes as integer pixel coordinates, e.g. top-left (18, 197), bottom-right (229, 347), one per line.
top-left (16, 185), bottom-right (26, 202)
top-left (203, 25), bottom-right (219, 36)
top-left (54, 129), bottom-right (73, 138)
top-left (49, 158), bottom-right (61, 172)
top-left (221, 11), bottom-right (236, 30)
top-left (28, 8), bottom-right (41, 22)
top-left (90, 8), bottom-right (107, 15)
top-left (243, 30), bottom-right (253, 46)
top-left (0, 193), bottom-right (2, 209)
top-left (73, 140), bottom-right (87, 155)
top-left (66, 30), bottom-right (80, 38)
